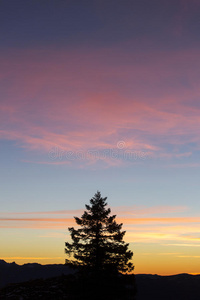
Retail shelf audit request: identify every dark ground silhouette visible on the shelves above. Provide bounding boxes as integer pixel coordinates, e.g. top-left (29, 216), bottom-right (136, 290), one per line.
top-left (0, 265), bottom-right (135, 299)
top-left (1, 261), bottom-right (200, 300)
top-left (135, 273), bottom-right (200, 300)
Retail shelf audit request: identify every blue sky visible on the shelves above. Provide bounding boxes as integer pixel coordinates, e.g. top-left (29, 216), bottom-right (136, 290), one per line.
top-left (1, 0), bottom-right (200, 274)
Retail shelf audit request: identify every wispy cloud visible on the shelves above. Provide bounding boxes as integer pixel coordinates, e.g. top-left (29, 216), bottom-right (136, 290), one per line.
top-left (113, 205), bottom-right (188, 216)
top-left (0, 204), bottom-right (188, 218)
top-left (118, 217), bottom-right (200, 225)
top-left (1, 47), bottom-right (200, 166)
top-left (3, 216), bottom-right (199, 228)
top-left (1, 206), bottom-right (200, 268)
top-left (163, 243), bottom-right (200, 247)
top-left (3, 209), bottom-right (84, 215)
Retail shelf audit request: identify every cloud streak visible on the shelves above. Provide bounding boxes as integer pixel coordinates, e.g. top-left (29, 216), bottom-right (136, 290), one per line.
top-left (1, 46), bottom-right (200, 166)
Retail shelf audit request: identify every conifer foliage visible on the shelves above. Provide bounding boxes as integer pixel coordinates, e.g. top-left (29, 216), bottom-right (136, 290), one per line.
top-left (65, 191), bottom-right (134, 273)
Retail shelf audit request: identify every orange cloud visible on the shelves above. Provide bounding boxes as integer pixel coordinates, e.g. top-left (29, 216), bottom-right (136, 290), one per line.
top-left (1, 206), bottom-right (200, 274)
top-left (1, 215), bottom-right (200, 229)
top-left (0, 218), bottom-right (75, 229)
top-left (0, 204), bottom-right (188, 218)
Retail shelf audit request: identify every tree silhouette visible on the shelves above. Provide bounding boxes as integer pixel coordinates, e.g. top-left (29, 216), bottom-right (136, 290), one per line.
top-left (65, 191), bottom-right (134, 274)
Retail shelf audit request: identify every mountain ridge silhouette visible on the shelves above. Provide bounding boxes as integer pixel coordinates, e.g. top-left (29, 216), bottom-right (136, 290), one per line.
top-left (1, 260), bottom-right (200, 299)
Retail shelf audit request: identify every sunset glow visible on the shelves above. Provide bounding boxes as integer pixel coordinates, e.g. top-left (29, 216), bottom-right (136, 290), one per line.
top-left (1, 0), bottom-right (200, 275)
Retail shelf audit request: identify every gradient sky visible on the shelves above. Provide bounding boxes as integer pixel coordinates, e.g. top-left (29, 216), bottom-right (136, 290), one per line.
top-left (1, 0), bottom-right (200, 275)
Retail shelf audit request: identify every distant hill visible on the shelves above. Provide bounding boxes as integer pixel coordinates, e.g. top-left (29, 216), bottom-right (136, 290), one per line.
top-left (0, 259), bottom-right (74, 288)
top-left (135, 273), bottom-right (200, 300)
top-left (1, 260), bottom-right (200, 299)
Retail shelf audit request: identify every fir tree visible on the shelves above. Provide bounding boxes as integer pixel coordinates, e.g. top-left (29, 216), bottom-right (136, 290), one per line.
top-left (65, 191), bottom-right (134, 274)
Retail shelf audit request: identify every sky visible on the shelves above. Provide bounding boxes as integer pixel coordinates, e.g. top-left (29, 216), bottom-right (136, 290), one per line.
top-left (1, 0), bottom-right (200, 275)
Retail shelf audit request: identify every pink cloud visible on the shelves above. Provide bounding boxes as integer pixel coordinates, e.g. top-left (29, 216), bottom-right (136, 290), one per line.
top-left (1, 204), bottom-right (187, 218)
top-left (113, 205), bottom-right (188, 216)
top-left (0, 217), bottom-right (75, 229)
top-left (1, 216), bottom-right (200, 232)
top-left (2, 210), bottom-right (83, 215)
top-left (1, 46), bottom-right (200, 165)
top-left (0, 207), bottom-right (197, 229)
